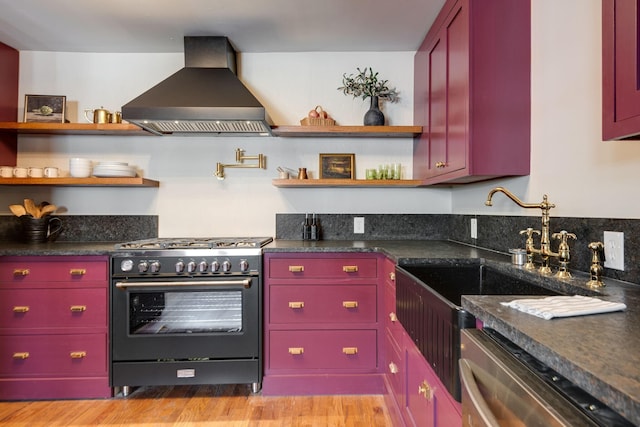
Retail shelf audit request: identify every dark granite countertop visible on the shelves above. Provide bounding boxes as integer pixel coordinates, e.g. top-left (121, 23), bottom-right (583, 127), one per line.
top-left (2, 238), bottom-right (638, 422)
top-left (0, 241), bottom-right (118, 256)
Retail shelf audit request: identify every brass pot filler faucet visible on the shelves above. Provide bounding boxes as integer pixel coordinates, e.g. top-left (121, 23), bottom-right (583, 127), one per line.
top-left (485, 187), bottom-right (605, 287)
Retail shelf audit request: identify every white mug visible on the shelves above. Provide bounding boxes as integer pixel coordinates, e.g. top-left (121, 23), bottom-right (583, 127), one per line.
top-left (0, 166), bottom-right (12, 178)
top-left (13, 167), bottom-right (28, 178)
top-left (28, 167), bottom-right (44, 178)
top-left (44, 167), bottom-right (59, 178)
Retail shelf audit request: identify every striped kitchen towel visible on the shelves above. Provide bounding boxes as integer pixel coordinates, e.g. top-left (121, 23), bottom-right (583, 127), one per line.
top-left (501, 295), bottom-right (626, 320)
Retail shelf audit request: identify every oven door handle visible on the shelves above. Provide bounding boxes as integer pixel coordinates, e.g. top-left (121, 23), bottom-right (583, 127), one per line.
top-left (115, 279), bottom-right (252, 289)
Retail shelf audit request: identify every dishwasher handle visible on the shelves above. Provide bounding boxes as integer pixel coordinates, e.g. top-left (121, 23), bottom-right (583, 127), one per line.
top-left (459, 358), bottom-right (502, 427)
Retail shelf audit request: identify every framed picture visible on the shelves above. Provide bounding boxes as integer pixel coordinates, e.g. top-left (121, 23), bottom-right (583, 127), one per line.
top-left (24, 95), bottom-right (66, 123)
top-left (319, 153), bottom-right (355, 179)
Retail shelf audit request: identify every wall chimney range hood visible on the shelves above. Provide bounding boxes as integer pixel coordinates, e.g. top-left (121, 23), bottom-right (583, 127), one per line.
top-left (122, 37), bottom-right (271, 136)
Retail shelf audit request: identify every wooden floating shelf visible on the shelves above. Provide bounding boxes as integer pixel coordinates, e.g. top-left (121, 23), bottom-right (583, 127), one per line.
top-left (272, 179), bottom-right (424, 188)
top-left (0, 122), bottom-right (147, 135)
top-left (0, 177), bottom-right (159, 187)
top-left (270, 125), bottom-right (422, 137)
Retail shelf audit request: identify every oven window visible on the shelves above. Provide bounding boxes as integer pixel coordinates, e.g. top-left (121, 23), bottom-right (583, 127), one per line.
top-left (129, 291), bottom-right (242, 334)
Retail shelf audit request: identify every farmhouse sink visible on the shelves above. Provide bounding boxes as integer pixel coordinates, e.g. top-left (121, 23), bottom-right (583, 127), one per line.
top-left (394, 263), bottom-right (565, 402)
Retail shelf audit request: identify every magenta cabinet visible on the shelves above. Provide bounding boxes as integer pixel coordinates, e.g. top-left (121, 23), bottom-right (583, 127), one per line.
top-left (0, 41), bottom-right (18, 165)
top-left (413, 0), bottom-right (531, 185)
top-left (262, 252), bottom-right (385, 396)
top-left (602, 0), bottom-right (640, 140)
top-left (0, 256), bottom-right (111, 400)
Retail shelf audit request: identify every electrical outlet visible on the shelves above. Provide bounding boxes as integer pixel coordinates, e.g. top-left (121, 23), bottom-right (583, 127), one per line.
top-left (470, 218), bottom-right (478, 239)
top-left (603, 231), bottom-right (624, 271)
top-left (354, 217), bottom-right (365, 234)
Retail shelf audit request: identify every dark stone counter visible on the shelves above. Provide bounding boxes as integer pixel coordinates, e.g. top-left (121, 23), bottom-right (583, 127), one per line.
top-left (0, 241), bottom-right (118, 256)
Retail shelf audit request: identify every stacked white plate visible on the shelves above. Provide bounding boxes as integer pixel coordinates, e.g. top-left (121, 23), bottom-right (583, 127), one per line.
top-left (92, 162), bottom-right (137, 178)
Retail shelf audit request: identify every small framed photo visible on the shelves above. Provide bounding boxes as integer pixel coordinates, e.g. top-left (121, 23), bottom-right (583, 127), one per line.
top-left (319, 153), bottom-right (355, 179)
top-left (24, 94), bottom-right (66, 123)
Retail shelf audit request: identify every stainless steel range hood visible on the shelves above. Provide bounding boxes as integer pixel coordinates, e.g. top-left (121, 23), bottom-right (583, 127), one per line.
top-left (122, 37), bottom-right (271, 136)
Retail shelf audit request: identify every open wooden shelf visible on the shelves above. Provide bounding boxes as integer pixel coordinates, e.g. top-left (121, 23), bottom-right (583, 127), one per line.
top-left (272, 178), bottom-right (424, 188)
top-left (271, 125), bottom-right (422, 137)
top-left (0, 122), bottom-right (147, 135)
top-left (0, 177), bottom-right (159, 187)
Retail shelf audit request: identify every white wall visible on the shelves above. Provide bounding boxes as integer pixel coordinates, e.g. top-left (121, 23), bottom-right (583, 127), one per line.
top-left (6, 0), bottom-right (638, 239)
top-left (453, 0), bottom-right (640, 220)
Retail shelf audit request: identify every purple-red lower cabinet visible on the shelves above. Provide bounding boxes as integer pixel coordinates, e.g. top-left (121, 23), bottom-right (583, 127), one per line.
top-left (0, 256), bottom-right (111, 400)
top-left (262, 252), bottom-right (385, 395)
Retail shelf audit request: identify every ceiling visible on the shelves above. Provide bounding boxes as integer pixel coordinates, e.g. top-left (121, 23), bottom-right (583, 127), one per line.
top-left (0, 0), bottom-right (446, 53)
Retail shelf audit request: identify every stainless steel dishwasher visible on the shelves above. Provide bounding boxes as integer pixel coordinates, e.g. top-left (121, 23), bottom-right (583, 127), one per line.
top-left (459, 328), bottom-right (634, 427)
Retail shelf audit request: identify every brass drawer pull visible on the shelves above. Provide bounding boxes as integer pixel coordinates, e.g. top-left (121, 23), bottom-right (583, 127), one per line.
top-left (389, 312), bottom-right (398, 322)
top-left (70, 269), bottom-right (86, 276)
top-left (435, 161), bottom-right (447, 168)
top-left (342, 265), bottom-right (358, 273)
top-left (13, 306), bottom-right (30, 313)
top-left (13, 352), bottom-right (29, 359)
top-left (70, 305), bottom-right (87, 312)
top-left (342, 301), bottom-right (358, 309)
top-left (389, 362), bottom-right (398, 374)
top-left (288, 265), bottom-right (304, 273)
top-left (288, 347), bottom-right (304, 355)
top-left (288, 301), bottom-right (305, 309)
top-left (418, 380), bottom-right (433, 400)
top-left (13, 269), bottom-right (29, 276)
top-left (70, 351), bottom-right (87, 359)
top-left (342, 347), bottom-right (358, 355)
top-left (389, 272), bottom-right (395, 281)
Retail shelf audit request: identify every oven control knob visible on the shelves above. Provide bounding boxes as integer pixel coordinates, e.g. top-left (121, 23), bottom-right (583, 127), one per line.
top-left (239, 259), bottom-right (249, 272)
top-left (120, 259), bottom-right (134, 272)
top-left (138, 261), bottom-right (149, 273)
top-left (175, 261), bottom-right (185, 273)
top-left (222, 260), bottom-right (231, 273)
top-left (198, 261), bottom-right (208, 273)
top-left (211, 260), bottom-right (220, 272)
top-left (150, 261), bottom-right (161, 273)
top-left (187, 261), bottom-right (197, 273)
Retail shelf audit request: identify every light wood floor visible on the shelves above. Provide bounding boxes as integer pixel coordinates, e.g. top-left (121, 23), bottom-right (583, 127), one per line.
top-left (0, 385), bottom-right (394, 427)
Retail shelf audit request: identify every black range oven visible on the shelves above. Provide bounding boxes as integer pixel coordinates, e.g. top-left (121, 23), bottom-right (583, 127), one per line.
top-left (110, 237), bottom-right (272, 396)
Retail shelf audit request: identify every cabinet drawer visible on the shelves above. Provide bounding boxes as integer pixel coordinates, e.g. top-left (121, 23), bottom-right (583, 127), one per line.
top-left (0, 257), bottom-right (108, 286)
top-left (269, 330), bottom-right (377, 370)
top-left (270, 285), bottom-right (377, 324)
top-left (0, 333), bottom-right (107, 376)
top-left (0, 288), bottom-right (107, 330)
top-left (385, 329), bottom-right (405, 402)
top-left (269, 257), bottom-right (377, 279)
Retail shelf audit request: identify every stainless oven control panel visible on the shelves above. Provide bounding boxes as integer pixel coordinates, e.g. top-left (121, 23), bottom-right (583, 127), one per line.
top-left (111, 253), bottom-right (261, 277)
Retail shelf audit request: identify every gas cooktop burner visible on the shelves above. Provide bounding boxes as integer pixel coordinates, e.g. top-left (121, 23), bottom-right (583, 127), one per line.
top-left (115, 237), bottom-right (273, 250)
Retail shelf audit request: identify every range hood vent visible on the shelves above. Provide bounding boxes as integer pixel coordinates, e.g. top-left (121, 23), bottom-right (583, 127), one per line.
top-left (122, 37), bottom-right (271, 136)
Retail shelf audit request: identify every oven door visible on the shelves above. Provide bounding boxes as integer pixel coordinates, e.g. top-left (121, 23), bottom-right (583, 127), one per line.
top-left (111, 276), bottom-right (260, 361)
top-left (460, 329), bottom-right (599, 427)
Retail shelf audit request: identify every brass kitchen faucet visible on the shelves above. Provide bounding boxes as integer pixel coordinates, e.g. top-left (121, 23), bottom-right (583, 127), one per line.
top-left (485, 187), bottom-right (576, 278)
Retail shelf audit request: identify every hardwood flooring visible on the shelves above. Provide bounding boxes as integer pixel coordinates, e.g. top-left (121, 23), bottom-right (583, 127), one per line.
top-left (0, 385), bottom-right (394, 426)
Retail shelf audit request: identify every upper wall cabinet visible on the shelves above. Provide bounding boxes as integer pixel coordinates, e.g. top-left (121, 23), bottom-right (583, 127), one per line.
top-left (602, 0), bottom-right (640, 140)
top-left (413, 0), bottom-right (531, 185)
top-left (0, 42), bottom-right (19, 166)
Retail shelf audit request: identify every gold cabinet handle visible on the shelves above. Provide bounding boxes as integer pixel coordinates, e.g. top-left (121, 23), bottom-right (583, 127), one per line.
top-left (342, 301), bottom-right (358, 309)
top-left (288, 347), bottom-right (304, 355)
top-left (13, 269), bottom-right (29, 276)
top-left (389, 272), bottom-right (395, 281)
top-left (418, 380), bottom-right (433, 400)
top-left (389, 362), bottom-right (398, 374)
top-left (342, 265), bottom-right (358, 273)
top-left (288, 301), bottom-right (305, 309)
top-left (70, 269), bottom-right (86, 276)
top-left (70, 305), bottom-right (87, 312)
top-left (288, 265), bottom-right (304, 273)
top-left (342, 347), bottom-right (358, 355)
top-left (13, 306), bottom-right (30, 313)
top-left (435, 161), bottom-right (447, 168)
top-left (13, 352), bottom-right (29, 359)
top-left (389, 312), bottom-right (398, 322)
top-left (70, 351), bottom-right (87, 359)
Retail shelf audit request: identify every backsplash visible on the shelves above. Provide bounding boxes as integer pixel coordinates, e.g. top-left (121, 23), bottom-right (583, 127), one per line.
top-left (0, 215), bottom-right (158, 243)
top-left (276, 213), bottom-right (640, 285)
